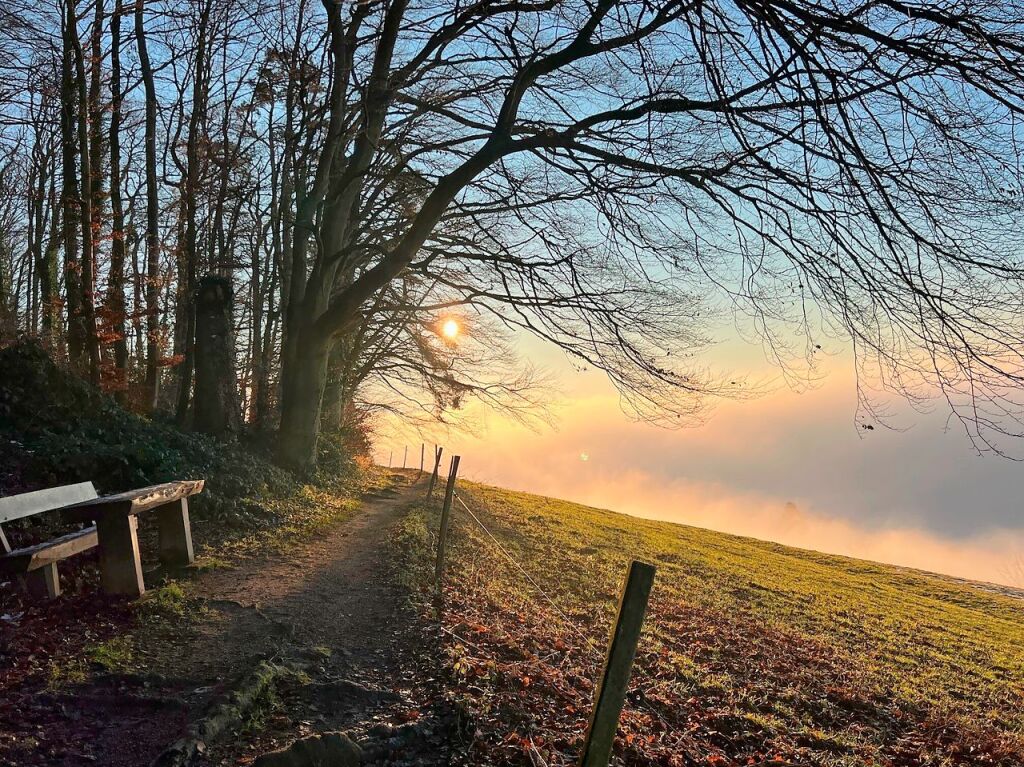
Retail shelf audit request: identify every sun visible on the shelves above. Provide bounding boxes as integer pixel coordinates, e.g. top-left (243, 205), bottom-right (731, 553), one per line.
top-left (441, 318), bottom-right (460, 339)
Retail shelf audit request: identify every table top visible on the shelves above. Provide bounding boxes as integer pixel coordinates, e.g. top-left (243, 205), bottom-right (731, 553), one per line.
top-left (60, 480), bottom-right (205, 523)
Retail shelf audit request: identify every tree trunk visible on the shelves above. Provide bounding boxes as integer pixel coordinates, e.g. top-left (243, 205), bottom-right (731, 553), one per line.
top-left (105, 0), bottom-right (129, 403)
top-left (174, 0), bottom-right (211, 426)
top-left (320, 340), bottom-right (345, 433)
top-left (60, 17), bottom-right (84, 368)
top-left (254, 266), bottom-right (278, 429)
top-left (135, 0), bottom-right (161, 412)
top-left (275, 327), bottom-right (330, 472)
top-left (69, 0), bottom-right (101, 385)
top-left (193, 275), bottom-right (241, 437)
top-left (38, 188), bottom-right (59, 350)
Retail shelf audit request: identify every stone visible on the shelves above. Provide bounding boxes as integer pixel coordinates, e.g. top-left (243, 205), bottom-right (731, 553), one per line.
top-left (251, 732), bottom-right (361, 767)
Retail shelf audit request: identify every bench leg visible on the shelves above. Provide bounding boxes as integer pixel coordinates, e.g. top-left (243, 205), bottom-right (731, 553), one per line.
top-left (25, 563), bottom-right (60, 600)
top-left (156, 498), bottom-right (195, 568)
top-left (97, 515), bottom-right (145, 598)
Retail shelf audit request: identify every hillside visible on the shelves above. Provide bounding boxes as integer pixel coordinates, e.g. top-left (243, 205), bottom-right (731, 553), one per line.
top-left (413, 481), bottom-right (1024, 767)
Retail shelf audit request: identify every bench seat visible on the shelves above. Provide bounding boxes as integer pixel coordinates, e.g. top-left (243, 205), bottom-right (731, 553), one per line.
top-left (0, 526), bottom-right (99, 574)
top-left (0, 482), bottom-right (101, 599)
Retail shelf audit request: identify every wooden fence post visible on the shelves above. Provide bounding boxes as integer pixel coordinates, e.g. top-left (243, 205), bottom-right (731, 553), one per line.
top-left (426, 445), bottom-right (443, 498)
top-left (579, 560), bottom-right (656, 767)
top-left (403, 445), bottom-right (408, 469)
top-left (420, 443), bottom-right (425, 476)
top-left (388, 449), bottom-right (393, 468)
top-left (434, 455), bottom-right (461, 598)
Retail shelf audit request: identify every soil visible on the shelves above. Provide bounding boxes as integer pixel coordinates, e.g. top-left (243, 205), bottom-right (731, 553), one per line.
top-left (0, 472), bottom-right (464, 767)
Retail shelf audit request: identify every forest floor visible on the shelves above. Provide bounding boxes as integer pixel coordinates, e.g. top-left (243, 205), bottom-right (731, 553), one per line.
top-left (0, 470), bottom-right (468, 767)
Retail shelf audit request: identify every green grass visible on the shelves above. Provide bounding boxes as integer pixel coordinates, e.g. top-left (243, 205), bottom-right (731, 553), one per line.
top-left (429, 481), bottom-right (1024, 766)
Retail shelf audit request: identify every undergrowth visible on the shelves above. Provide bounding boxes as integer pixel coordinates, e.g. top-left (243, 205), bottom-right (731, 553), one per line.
top-left (0, 340), bottom-right (389, 713)
top-left (392, 500), bottom-right (436, 594)
top-left (0, 340), bottom-right (378, 552)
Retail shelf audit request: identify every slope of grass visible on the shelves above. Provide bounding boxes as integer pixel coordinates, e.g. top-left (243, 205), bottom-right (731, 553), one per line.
top-left (424, 481), bottom-right (1024, 766)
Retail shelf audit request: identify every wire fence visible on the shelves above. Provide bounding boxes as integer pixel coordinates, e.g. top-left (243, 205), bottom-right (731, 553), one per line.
top-left (453, 491), bottom-right (604, 658)
top-left (445, 484), bottom-right (677, 744)
top-left (385, 448), bottom-right (671, 761)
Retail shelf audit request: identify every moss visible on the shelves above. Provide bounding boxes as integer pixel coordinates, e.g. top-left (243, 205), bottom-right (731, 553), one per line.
top-left (189, 555), bottom-right (233, 573)
top-left (86, 636), bottom-right (135, 673)
top-left (140, 581), bottom-right (190, 619)
top-left (45, 656), bottom-right (88, 690)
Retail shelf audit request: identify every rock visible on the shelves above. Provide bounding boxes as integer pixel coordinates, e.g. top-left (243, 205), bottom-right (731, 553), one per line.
top-left (251, 732), bottom-right (361, 767)
top-left (367, 723), bottom-right (393, 738)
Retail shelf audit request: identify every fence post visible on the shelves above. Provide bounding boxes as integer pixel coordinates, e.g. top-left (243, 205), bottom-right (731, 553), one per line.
top-left (403, 445), bottom-right (408, 469)
top-left (426, 445), bottom-right (443, 498)
top-left (420, 443), bottom-right (425, 476)
top-left (579, 560), bottom-right (656, 767)
top-left (434, 455), bottom-right (461, 598)
top-left (388, 449), bottom-right (393, 468)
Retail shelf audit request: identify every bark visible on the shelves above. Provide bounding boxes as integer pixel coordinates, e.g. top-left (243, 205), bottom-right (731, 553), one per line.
top-left (193, 275), bottom-right (241, 437)
top-left (174, 0), bottom-right (212, 426)
top-left (65, 0), bottom-right (99, 385)
top-left (254, 265), bottom-right (278, 429)
top-left (276, 326), bottom-right (330, 472)
top-left (29, 131), bottom-right (56, 347)
top-left (41, 173), bottom-right (60, 351)
top-left (60, 14), bottom-right (84, 368)
top-left (67, 0), bottom-right (100, 384)
top-left (320, 339), bottom-right (345, 433)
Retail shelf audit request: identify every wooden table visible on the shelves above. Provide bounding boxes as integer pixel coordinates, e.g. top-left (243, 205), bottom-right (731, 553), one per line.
top-left (61, 480), bottom-right (205, 597)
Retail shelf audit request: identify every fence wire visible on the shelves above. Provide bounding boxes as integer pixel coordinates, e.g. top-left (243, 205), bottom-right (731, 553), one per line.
top-left (453, 491), bottom-right (603, 658)
top-left (449, 488), bottom-right (678, 739)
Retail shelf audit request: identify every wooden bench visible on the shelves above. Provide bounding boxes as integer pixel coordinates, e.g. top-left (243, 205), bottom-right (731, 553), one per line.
top-left (0, 482), bottom-right (100, 599)
top-left (0, 479), bottom-right (204, 600)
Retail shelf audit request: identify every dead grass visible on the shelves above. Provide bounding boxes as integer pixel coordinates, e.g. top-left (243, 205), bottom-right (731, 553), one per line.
top-left (425, 481), bottom-right (1024, 766)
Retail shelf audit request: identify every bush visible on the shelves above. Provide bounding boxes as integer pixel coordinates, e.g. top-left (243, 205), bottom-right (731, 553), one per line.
top-left (0, 340), bottom-right (360, 535)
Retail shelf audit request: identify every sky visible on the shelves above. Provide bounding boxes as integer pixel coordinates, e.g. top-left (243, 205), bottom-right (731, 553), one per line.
top-left (376, 334), bottom-right (1024, 588)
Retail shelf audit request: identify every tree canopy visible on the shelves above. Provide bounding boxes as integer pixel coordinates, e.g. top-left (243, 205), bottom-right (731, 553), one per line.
top-left (1, 0), bottom-right (1023, 466)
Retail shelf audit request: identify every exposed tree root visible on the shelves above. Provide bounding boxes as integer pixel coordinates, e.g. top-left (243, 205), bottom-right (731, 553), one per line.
top-left (151, 658), bottom-right (299, 767)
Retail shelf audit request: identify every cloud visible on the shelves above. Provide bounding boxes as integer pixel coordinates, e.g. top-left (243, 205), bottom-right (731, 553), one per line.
top-left (454, 457), bottom-right (1024, 587)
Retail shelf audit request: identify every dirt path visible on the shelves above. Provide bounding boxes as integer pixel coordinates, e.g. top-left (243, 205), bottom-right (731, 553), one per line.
top-left (10, 474), bottom-right (460, 767)
top-left (179, 476), bottom-right (424, 686)
top-left (176, 473), bottom-right (458, 766)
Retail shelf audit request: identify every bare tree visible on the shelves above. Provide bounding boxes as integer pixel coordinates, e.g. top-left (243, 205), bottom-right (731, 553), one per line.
top-left (261, 0), bottom-right (1024, 469)
top-left (2, 0), bottom-right (1024, 475)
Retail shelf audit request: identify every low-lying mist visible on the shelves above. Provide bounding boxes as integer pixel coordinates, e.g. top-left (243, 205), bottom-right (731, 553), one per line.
top-left (381, 365), bottom-right (1024, 588)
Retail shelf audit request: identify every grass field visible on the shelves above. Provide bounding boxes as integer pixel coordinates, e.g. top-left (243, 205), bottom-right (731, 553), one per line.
top-left (413, 481), bottom-right (1024, 766)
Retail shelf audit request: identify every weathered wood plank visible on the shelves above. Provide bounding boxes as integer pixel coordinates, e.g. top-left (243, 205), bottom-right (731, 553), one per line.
top-left (25, 562), bottom-right (60, 600)
top-left (61, 480), bottom-right (205, 522)
top-left (157, 498), bottom-right (195, 567)
top-left (0, 482), bottom-right (98, 524)
top-left (0, 526), bottom-right (99, 573)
